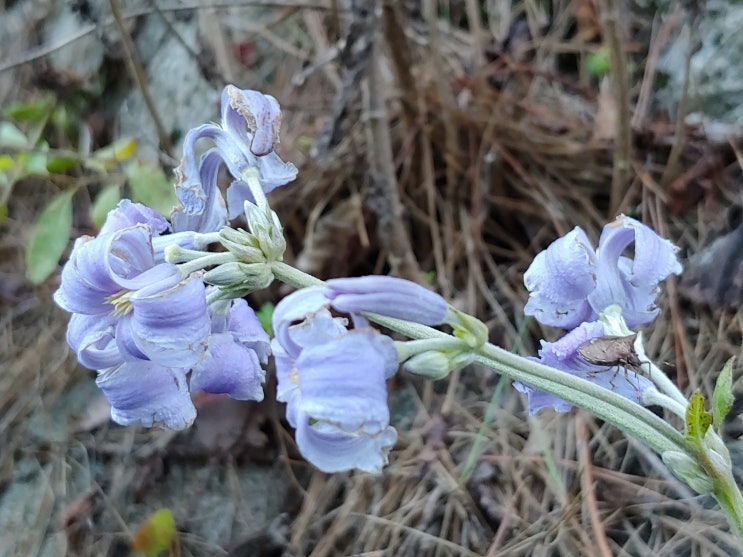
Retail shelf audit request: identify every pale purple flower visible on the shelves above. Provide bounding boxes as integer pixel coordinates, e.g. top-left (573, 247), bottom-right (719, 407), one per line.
top-left (54, 203), bottom-right (210, 367)
top-left (172, 85), bottom-right (297, 232)
top-left (514, 321), bottom-right (653, 414)
top-left (96, 361), bottom-right (195, 430)
top-left (54, 201), bottom-right (212, 428)
top-left (324, 276), bottom-right (449, 325)
top-left (190, 297), bottom-right (270, 401)
top-left (524, 215), bottom-right (682, 329)
top-left (272, 287), bottom-right (399, 473)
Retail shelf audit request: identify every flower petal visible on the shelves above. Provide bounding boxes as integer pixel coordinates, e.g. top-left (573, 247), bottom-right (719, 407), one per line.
top-left (524, 227), bottom-right (598, 328)
top-left (294, 330), bottom-right (395, 433)
top-left (96, 362), bottom-right (195, 430)
top-left (67, 313), bottom-right (122, 370)
top-left (128, 270), bottom-right (209, 367)
top-left (99, 200), bottom-right (170, 236)
top-left (590, 215), bottom-right (682, 327)
top-left (325, 276), bottom-right (449, 325)
top-left (294, 410), bottom-right (397, 473)
top-left (272, 286), bottom-right (334, 358)
top-left (190, 333), bottom-right (265, 400)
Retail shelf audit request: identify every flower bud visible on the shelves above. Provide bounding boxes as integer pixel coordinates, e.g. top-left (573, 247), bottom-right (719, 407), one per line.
top-left (404, 350), bottom-right (475, 380)
top-left (204, 262), bottom-right (274, 293)
top-left (662, 451), bottom-right (713, 494)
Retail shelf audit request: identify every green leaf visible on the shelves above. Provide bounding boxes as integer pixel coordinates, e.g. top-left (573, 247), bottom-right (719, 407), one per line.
top-left (132, 508), bottom-right (176, 556)
top-left (85, 137), bottom-right (137, 172)
top-left (3, 96), bottom-right (55, 122)
top-left (46, 156), bottom-right (78, 173)
top-left (0, 122), bottom-right (29, 148)
top-left (586, 47), bottom-right (611, 77)
top-left (256, 302), bottom-right (275, 336)
top-left (685, 390), bottom-right (712, 444)
top-left (125, 160), bottom-right (176, 216)
top-left (91, 185), bottom-right (121, 228)
top-left (25, 190), bottom-right (74, 284)
top-left (712, 357), bottom-right (735, 428)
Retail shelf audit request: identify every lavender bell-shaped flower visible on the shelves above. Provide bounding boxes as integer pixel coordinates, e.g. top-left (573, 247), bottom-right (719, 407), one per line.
top-left (513, 320), bottom-right (653, 415)
top-left (524, 215), bottom-right (682, 329)
top-left (54, 201), bottom-right (211, 428)
top-left (172, 85), bottom-right (298, 233)
top-left (272, 287), bottom-right (399, 473)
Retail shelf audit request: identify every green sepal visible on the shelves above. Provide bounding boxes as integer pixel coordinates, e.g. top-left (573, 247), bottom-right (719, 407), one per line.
top-left (712, 357), bottom-right (735, 429)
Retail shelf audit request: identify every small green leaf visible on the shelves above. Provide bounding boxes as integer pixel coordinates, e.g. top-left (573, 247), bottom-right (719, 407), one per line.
top-left (46, 156), bottom-right (78, 173)
top-left (85, 137), bottom-right (137, 172)
top-left (586, 47), bottom-right (610, 77)
top-left (132, 508), bottom-right (176, 556)
top-left (685, 390), bottom-right (712, 443)
top-left (712, 357), bottom-right (735, 428)
top-left (25, 190), bottom-right (74, 284)
top-left (125, 160), bottom-right (176, 216)
top-left (91, 185), bottom-right (121, 228)
top-left (4, 96), bottom-right (54, 122)
top-left (0, 122), bottom-right (29, 148)
top-left (256, 302), bottom-right (275, 336)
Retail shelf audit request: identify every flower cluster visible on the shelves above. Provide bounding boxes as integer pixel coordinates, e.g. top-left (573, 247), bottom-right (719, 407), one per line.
top-left (53, 84), bottom-right (462, 473)
top-left (52, 83), bottom-right (680, 472)
top-left (517, 215), bottom-right (682, 413)
top-left (54, 200), bottom-right (270, 429)
top-left (53, 85), bottom-right (295, 430)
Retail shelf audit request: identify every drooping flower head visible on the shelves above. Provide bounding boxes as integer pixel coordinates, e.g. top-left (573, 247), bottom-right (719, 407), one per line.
top-left (172, 85), bottom-right (298, 233)
top-left (524, 215), bottom-right (682, 329)
top-left (514, 320), bottom-right (654, 415)
top-left (272, 286), bottom-right (400, 473)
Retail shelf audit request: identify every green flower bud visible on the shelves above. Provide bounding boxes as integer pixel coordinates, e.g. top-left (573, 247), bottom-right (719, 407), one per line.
top-left (662, 451), bottom-right (713, 494)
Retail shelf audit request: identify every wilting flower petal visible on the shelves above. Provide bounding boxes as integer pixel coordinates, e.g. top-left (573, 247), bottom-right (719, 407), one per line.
top-left (173, 85), bottom-right (297, 232)
top-left (324, 276), bottom-right (449, 325)
top-left (96, 361), bottom-right (196, 430)
top-left (294, 413), bottom-right (398, 474)
top-left (514, 321), bottom-right (653, 415)
top-left (524, 215), bottom-right (682, 329)
top-left (67, 313), bottom-right (121, 370)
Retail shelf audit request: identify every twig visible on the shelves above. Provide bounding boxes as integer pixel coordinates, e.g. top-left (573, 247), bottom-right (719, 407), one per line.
top-left (364, 5), bottom-right (420, 280)
top-left (660, 17), bottom-right (699, 188)
top-left (598, 0), bottom-right (632, 216)
top-left (108, 0), bottom-right (173, 157)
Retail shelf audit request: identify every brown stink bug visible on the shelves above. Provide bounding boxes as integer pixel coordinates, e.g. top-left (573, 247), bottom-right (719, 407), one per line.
top-left (577, 333), bottom-right (643, 369)
top-left (577, 333), bottom-right (646, 389)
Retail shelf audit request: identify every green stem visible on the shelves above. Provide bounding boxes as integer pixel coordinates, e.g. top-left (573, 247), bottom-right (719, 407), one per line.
top-left (178, 251), bottom-right (236, 276)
